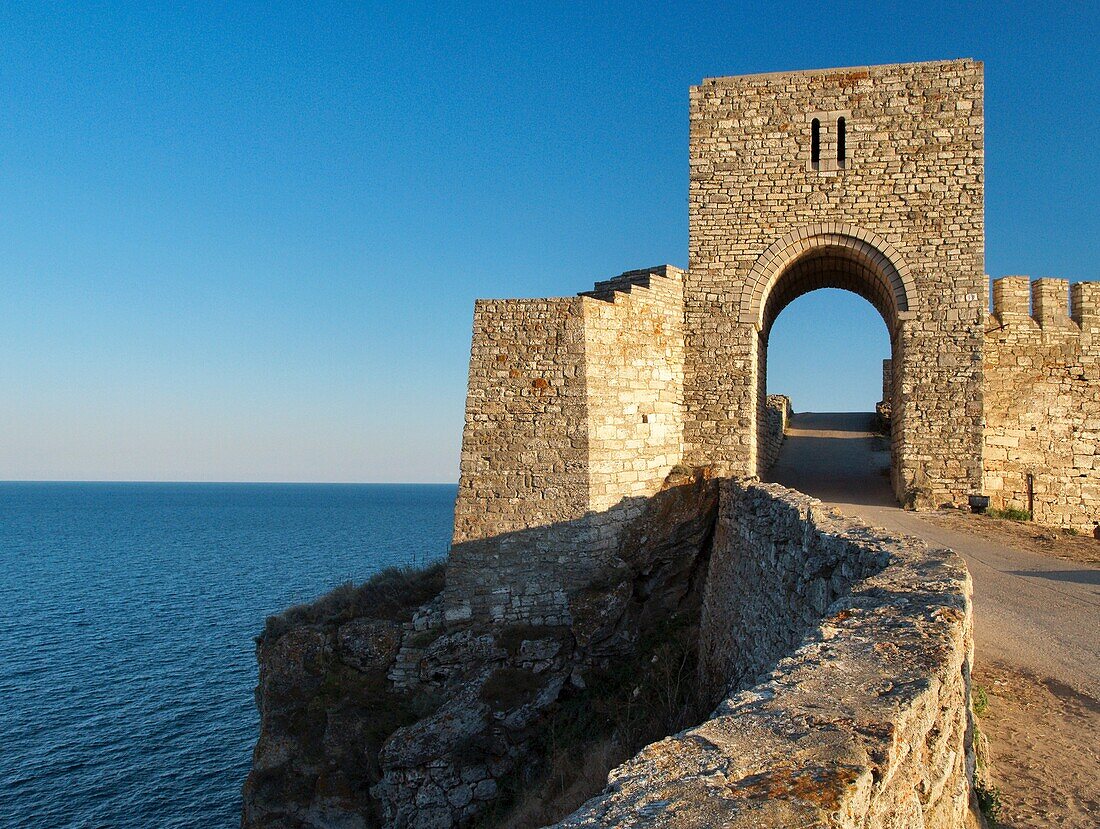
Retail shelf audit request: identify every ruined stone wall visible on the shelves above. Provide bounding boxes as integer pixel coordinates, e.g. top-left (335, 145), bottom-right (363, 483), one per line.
top-left (685, 60), bottom-right (986, 506)
top-left (983, 277), bottom-right (1100, 533)
top-left (759, 393), bottom-right (791, 471)
top-left (446, 268), bottom-right (686, 623)
top-left (556, 480), bottom-right (978, 828)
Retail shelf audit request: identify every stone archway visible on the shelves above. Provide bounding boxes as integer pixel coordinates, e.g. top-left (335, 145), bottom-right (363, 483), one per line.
top-left (744, 224), bottom-right (916, 332)
top-left (749, 228), bottom-right (914, 499)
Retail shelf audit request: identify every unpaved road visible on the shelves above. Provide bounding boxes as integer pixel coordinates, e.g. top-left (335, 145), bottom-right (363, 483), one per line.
top-left (767, 411), bottom-right (1100, 697)
top-left (767, 411), bottom-right (1100, 828)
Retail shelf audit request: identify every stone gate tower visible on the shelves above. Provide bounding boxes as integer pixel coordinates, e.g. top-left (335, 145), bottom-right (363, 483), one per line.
top-left (683, 60), bottom-right (986, 504)
top-left (444, 59), bottom-right (1097, 625)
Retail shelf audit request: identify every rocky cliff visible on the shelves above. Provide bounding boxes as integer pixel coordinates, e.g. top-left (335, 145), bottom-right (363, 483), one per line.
top-left (242, 472), bottom-right (980, 829)
top-left (242, 468), bottom-right (720, 828)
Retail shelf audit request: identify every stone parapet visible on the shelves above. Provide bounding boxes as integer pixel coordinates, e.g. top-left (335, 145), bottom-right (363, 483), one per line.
top-left (759, 394), bottom-right (791, 471)
top-left (554, 479), bottom-right (978, 828)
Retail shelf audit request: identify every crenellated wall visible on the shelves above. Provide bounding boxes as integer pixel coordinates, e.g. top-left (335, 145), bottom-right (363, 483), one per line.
top-left (984, 276), bottom-right (1100, 532)
top-left (555, 480), bottom-right (978, 829)
top-left (445, 267), bottom-right (686, 624)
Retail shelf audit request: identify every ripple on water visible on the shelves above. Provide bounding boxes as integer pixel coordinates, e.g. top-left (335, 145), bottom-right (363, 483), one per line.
top-left (0, 482), bottom-right (455, 829)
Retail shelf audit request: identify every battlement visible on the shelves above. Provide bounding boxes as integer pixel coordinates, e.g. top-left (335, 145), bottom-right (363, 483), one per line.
top-left (991, 275), bottom-right (1100, 328)
top-left (985, 275), bottom-right (1100, 533)
top-left (1072, 280), bottom-right (1100, 322)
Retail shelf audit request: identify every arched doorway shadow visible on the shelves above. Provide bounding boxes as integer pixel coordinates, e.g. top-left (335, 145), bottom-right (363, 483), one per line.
top-left (765, 412), bottom-right (898, 508)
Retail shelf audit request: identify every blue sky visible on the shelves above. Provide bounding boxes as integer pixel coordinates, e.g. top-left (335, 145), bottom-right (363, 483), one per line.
top-left (1, 2), bottom-right (1097, 482)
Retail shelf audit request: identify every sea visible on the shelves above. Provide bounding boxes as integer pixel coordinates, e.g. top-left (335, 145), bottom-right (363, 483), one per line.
top-left (0, 482), bottom-right (457, 829)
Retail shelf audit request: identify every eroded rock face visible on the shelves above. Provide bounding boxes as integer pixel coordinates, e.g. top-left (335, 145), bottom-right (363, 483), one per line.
top-left (242, 469), bottom-right (720, 829)
top-left (243, 476), bottom-right (979, 829)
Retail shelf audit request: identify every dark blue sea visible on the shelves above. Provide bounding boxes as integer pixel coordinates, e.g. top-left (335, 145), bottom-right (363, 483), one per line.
top-left (0, 482), bottom-right (457, 829)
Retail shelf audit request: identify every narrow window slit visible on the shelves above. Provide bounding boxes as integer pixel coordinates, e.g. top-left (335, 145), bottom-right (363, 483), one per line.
top-left (837, 117), bottom-right (846, 165)
top-left (811, 118), bottom-right (820, 165)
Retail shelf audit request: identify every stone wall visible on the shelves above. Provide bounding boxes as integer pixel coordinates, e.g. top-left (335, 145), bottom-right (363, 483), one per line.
top-left (759, 393), bottom-right (791, 471)
top-left (684, 60), bottom-right (987, 506)
top-left (983, 276), bottom-right (1100, 533)
top-left (445, 267), bottom-right (686, 624)
top-left (446, 297), bottom-right (592, 625)
top-left (583, 268), bottom-right (685, 516)
top-left (555, 480), bottom-right (978, 828)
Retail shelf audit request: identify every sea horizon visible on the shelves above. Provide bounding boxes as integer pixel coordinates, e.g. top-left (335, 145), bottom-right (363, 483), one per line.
top-left (0, 479), bottom-right (459, 486)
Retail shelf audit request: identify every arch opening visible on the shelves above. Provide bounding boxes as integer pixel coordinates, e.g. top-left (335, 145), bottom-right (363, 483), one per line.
top-left (753, 236), bottom-right (907, 506)
top-left (761, 245), bottom-right (900, 339)
top-left (765, 289), bottom-right (890, 411)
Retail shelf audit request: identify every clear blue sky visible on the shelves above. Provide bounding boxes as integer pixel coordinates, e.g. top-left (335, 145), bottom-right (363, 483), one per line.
top-left (1, 2), bottom-right (1096, 482)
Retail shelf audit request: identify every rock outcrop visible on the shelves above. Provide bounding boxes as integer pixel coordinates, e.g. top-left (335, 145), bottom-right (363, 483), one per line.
top-left (243, 474), bottom-right (979, 828)
top-left (242, 468), bottom-right (719, 829)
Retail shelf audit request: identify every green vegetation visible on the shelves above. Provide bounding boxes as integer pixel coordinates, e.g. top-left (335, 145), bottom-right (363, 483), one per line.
top-left (975, 779), bottom-right (1004, 827)
top-left (262, 560), bottom-right (446, 641)
top-left (986, 507), bottom-right (1032, 522)
top-left (971, 684), bottom-right (989, 717)
top-left (971, 683), bottom-right (1004, 827)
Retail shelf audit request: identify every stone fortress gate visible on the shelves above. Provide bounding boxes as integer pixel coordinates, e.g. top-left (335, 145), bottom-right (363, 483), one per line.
top-left (445, 59), bottom-right (1099, 625)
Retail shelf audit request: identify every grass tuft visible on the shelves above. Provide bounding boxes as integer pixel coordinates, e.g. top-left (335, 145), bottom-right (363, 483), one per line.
top-left (972, 684), bottom-right (989, 717)
top-left (986, 507), bottom-right (1031, 522)
top-left (261, 560), bottom-right (446, 642)
top-left (975, 778), bottom-right (1003, 827)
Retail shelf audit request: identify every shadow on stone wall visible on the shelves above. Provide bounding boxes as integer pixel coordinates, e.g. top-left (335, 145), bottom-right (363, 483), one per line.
top-left (443, 468), bottom-right (722, 629)
top-left (243, 474), bottom-right (980, 829)
top-left (554, 480), bottom-right (981, 829)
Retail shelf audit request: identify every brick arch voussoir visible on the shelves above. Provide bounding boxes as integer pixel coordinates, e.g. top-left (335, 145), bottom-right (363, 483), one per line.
top-left (741, 224), bottom-right (915, 332)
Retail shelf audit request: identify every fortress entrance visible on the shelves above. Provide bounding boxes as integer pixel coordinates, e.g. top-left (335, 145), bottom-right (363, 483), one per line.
top-left (683, 62), bottom-right (987, 507)
top-left (762, 284), bottom-right (896, 507)
top-left (752, 231), bottom-right (909, 501)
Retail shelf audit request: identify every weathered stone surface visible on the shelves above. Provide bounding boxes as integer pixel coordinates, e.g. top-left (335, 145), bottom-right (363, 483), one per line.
top-left (552, 480), bottom-right (979, 829)
top-left (984, 277), bottom-right (1100, 533)
top-left (337, 618), bottom-right (403, 672)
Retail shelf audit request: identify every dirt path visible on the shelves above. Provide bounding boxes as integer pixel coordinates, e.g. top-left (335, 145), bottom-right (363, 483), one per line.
top-left (767, 412), bottom-right (1100, 827)
top-left (974, 662), bottom-right (1100, 829)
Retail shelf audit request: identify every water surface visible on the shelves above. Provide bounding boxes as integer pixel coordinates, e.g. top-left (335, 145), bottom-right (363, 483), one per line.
top-left (0, 482), bottom-right (456, 828)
